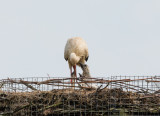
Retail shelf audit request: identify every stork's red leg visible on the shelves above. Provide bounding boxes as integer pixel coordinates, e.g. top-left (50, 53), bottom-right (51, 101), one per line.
top-left (73, 65), bottom-right (77, 78)
top-left (70, 67), bottom-right (72, 84)
top-left (73, 65), bottom-right (77, 88)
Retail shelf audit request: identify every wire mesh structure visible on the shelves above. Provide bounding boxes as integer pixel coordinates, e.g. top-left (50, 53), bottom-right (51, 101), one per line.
top-left (0, 76), bottom-right (160, 116)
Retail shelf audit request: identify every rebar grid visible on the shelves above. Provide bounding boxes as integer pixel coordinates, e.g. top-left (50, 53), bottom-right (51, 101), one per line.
top-left (0, 76), bottom-right (160, 116)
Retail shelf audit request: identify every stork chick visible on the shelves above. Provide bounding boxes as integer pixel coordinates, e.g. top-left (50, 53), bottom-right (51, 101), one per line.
top-left (64, 37), bottom-right (89, 87)
top-left (79, 63), bottom-right (98, 89)
top-left (79, 63), bottom-right (91, 78)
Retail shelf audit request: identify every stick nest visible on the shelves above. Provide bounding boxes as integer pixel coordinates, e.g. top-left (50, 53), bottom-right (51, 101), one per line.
top-left (0, 88), bottom-right (160, 116)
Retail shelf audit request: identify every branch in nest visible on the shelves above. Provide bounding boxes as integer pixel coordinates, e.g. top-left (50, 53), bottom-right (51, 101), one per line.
top-left (20, 80), bottom-right (37, 91)
top-left (7, 78), bottom-right (37, 91)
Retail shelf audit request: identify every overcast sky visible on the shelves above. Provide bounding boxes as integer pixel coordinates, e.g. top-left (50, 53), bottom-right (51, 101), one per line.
top-left (0, 0), bottom-right (160, 78)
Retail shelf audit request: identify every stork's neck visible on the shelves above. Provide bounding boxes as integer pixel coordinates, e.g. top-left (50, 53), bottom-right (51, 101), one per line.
top-left (70, 53), bottom-right (80, 65)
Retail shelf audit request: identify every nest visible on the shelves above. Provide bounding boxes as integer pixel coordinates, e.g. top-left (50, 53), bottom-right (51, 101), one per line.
top-left (0, 88), bottom-right (160, 116)
top-left (0, 77), bottom-right (160, 116)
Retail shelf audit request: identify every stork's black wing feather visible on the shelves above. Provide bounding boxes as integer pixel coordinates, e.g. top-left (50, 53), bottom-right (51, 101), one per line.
top-left (85, 56), bottom-right (89, 62)
top-left (65, 58), bottom-right (68, 61)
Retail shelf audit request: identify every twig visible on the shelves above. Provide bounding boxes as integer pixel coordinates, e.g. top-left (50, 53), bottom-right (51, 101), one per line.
top-left (38, 101), bottom-right (62, 112)
top-left (0, 103), bottom-right (31, 115)
top-left (7, 78), bottom-right (37, 91)
top-left (20, 80), bottom-right (37, 91)
top-left (0, 81), bottom-right (4, 89)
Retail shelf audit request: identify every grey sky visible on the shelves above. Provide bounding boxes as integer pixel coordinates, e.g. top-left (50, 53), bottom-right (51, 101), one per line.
top-left (0, 0), bottom-right (160, 78)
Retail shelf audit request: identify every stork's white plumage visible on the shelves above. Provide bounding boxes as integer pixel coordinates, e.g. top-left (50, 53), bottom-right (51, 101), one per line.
top-left (64, 37), bottom-right (89, 86)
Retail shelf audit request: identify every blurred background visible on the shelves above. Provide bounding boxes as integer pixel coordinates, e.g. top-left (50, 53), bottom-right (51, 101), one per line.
top-left (0, 0), bottom-right (160, 78)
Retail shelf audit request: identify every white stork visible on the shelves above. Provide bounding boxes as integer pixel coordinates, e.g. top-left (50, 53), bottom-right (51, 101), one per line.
top-left (64, 37), bottom-right (89, 86)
